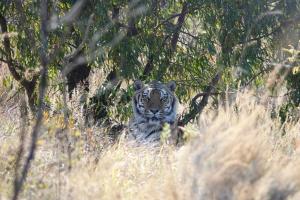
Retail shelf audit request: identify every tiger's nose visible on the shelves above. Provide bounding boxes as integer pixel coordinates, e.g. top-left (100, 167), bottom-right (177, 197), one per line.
top-left (150, 109), bottom-right (159, 114)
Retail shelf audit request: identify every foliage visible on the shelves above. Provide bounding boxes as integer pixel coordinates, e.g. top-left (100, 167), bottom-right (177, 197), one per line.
top-left (284, 45), bottom-right (300, 106)
top-left (0, 0), bottom-right (300, 123)
top-left (279, 44), bottom-right (300, 123)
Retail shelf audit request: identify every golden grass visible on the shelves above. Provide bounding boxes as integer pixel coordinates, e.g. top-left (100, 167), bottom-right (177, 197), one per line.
top-left (0, 74), bottom-right (300, 200)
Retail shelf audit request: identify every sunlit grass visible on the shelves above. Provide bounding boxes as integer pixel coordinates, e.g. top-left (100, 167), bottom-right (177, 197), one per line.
top-left (1, 80), bottom-right (300, 200)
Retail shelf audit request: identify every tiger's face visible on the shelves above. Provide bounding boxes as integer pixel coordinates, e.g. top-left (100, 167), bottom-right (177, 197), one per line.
top-left (132, 80), bottom-right (178, 124)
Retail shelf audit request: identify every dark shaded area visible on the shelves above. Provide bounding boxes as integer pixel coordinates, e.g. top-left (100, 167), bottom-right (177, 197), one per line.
top-left (66, 54), bottom-right (91, 98)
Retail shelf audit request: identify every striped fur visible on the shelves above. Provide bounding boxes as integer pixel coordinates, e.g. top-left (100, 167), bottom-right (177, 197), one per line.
top-left (128, 80), bottom-right (178, 144)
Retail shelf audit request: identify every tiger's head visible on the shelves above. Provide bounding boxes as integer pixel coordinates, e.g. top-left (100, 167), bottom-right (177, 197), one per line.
top-left (132, 80), bottom-right (178, 124)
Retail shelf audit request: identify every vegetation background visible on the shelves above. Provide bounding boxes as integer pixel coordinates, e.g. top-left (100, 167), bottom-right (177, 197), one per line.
top-left (0, 0), bottom-right (300, 199)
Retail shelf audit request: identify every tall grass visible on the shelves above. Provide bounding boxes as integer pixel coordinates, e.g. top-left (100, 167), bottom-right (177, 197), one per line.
top-left (0, 71), bottom-right (300, 200)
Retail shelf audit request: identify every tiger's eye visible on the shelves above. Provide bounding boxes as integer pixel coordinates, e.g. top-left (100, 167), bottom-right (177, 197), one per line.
top-left (142, 95), bottom-right (149, 102)
top-left (161, 96), bottom-right (167, 102)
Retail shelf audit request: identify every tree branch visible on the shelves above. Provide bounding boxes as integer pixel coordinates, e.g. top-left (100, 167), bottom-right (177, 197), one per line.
top-left (141, 54), bottom-right (153, 78)
top-left (154, 13), bottom-right (183, 31)
top-left (0, 14), bottom-right (22, 81)
top-left (0, 13), bottom-right (38, 112)
top-left (170, 2), bottom-right (189, 52)
top-left (178, 72), bottom-right (222, 126)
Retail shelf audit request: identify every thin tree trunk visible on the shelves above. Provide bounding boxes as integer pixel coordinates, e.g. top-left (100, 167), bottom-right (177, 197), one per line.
top-left (12, 1), bottom-right (49, 199)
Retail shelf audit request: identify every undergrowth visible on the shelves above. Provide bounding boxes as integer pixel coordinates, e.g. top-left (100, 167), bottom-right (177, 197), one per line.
top-left (0, 70), bottom-right (300, 200)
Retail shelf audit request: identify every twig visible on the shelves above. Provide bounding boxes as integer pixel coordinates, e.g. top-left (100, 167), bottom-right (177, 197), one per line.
top-left (179, 30), bottom-right (200, 40)
top-left (6, 87), bottom-right (22, 103)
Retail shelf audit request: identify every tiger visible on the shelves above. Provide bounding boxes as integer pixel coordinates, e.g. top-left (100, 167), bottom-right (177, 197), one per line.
top-left (128, 80), bottom-right (179, 145)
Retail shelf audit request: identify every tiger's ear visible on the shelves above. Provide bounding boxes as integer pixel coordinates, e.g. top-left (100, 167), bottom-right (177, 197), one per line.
top-left (133, 80), bottom-right (144, 91)
top-left (167, 80), bottom-right (176, 92)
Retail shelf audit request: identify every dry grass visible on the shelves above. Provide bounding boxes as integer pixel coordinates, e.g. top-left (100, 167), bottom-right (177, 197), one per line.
top-left (0, 71), bottom-right (300, 200)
